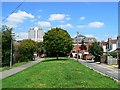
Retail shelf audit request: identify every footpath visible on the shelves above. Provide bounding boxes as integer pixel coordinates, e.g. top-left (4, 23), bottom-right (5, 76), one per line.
top-left (72, 58), bottom-right (120, 81)
top-left (0, 58), bottom-right (44, 79)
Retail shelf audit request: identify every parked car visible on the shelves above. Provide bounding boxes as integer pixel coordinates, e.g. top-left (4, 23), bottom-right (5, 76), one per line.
top-left (41, 54), bottom-right (47, 58)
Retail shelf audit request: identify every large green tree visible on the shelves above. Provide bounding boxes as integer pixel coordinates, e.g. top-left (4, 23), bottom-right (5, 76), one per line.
top-left (36, 42), bottom-right (45, 57)
top-left (43, 27), bottom-right (73, 59)
top-left (17, 39), bottom-right (36, 62)
top-left (2, 25), bottom-right (13, 66)
top-left (88, 42), bottom-right (103, 62)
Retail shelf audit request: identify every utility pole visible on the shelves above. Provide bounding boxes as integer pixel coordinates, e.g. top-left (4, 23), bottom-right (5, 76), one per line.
top-left (77, 32), bottom-right (79, 62)
top-left (10, 32), bottom-right (15, 68)
top-left (10, 39), bottom-right (12, 68)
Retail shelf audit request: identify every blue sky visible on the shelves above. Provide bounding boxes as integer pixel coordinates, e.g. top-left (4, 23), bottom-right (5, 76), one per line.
top-left (2, 2), bottom-right (118, 41)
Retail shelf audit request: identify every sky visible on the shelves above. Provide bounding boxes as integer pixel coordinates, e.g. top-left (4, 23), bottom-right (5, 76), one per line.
top-left (2, 2), bottom-right (118, 41)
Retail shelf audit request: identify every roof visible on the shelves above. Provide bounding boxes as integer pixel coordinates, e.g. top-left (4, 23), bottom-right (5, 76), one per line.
top-left (73, 34), bottom-right (97, 44)
top-left (74, 34), bottom-right (85, 38)
top-left (110, 39), bottom-right (117, 44)
top-left (84, 37), bottom-right (97, 43)
top-left (101, 41), bottom-right (108, 45)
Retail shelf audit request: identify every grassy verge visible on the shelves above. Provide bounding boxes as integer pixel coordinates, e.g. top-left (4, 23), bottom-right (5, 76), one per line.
top-left (0, 61), bottom-right (30, 71)
top-left (2, 58), bottom-right (119, 88)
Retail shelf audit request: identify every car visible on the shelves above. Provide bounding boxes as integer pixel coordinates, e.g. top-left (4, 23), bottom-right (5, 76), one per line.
top-left (41, 54), bottom-right (47, 58)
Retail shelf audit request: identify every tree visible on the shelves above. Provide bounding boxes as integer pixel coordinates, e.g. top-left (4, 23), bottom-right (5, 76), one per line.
top-left (88, 42), bottom-right (103, 62)
top-left (17, 39), bottom-right (36, 62)
top-left (2, 25), bottom-right (13, 66)
top-left (36, 42), bottom-right (45, 57)
top-left (43, 27), bottom-right (73, 59)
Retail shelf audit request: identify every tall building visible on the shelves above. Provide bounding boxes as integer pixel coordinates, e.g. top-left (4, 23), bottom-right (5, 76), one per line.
top-left (28, 27), bottom-right (44, 42)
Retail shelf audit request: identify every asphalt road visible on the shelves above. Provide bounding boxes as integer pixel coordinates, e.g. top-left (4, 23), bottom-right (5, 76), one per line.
top-left (72, 58), bottom-right (120, 81)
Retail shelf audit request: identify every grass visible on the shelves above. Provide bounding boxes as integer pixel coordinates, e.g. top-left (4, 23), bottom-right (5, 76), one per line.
top-left (2, 58), bottom-right (119, 88)
top-left (0, 61), bottom-right (30, 71)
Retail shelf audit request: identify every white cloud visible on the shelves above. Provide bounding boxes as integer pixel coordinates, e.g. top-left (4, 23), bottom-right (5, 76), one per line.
top-left (7, 10), bottom-right (34, 23)
top-left (80, 17), bottom-right (85, 20)
top-left (38, 16), bottom-right (41, 19)
top-left (66, 17), bottom-right (71, 20)
top-left (15, 32), bottom-right (28, 41)
top-left (76, 21), bottom-right (104, 29)
top-left (37, 21), bottom-right (51, 27)
top-left (76, 25), bottom-right (86, 29)
top-left (59, 24), bottom-right (73, 28)
top-left (2, 23), bottom-right (17, 28)
top-left (49, 14), bottom-right (70, 21)
top-left (88, 21), bottom-right (104, 28)
top-left (30, 19), bottom-right (37, 22)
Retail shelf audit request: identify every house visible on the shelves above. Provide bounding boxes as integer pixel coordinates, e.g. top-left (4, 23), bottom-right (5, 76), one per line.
top-left (100, 40), bottom-right (108, 53)
top-left (72, 34), bottom-right (96, 59)
top-left (107, 38), bottom-right (117, 52)
top-left (73, 34), bottom-right (97, 44)
top-left (117, 36), bottom-right (120, 49)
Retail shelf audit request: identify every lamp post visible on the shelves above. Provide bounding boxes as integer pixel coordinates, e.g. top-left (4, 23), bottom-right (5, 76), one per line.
top-left (77, 32), bottom-right (79, 62)
top-left (10, 32), bottom-right (15, 68)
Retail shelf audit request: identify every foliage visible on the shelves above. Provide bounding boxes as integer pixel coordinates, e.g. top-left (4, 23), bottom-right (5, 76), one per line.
top-left (2, 58), bottom-right (118, 88)
top-left (109, 52), bottom-right (117, 58)
top-left (2, 25), bottom-right (13, 66)
top-left (88, 42), bottom-right (103, 62)
top-left (43, 27), bottom-right (73, 59)
top-left (0, 30), bottom-right (2, 67)
top-left (16, 39), bottom-right (36, 62)
top-left (36, 42), bottom-right (45, 57)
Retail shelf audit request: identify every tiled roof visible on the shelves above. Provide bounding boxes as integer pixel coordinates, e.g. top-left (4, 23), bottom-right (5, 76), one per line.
top-left (110, 39), bottom-right (117, 44)
top-left (101, 41), bottom-right (108, 45)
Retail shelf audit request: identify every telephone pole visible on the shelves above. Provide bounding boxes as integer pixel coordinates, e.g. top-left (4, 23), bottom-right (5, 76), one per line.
top-left (77, 32), bottom-right (79, 62)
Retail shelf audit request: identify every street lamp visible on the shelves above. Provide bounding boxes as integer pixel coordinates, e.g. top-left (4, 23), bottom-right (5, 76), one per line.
top-left (10, 32), bottom-right (15, 68)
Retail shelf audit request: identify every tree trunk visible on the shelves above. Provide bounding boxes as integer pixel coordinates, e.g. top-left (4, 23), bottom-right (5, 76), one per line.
top-left (57, 52), bottom-right (58, 60)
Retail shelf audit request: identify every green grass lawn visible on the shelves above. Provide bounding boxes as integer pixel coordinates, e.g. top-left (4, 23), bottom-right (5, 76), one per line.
top-left (0, 61), bottom-right (30, 71)
top-left (2, 58), bottom-right (119, 88)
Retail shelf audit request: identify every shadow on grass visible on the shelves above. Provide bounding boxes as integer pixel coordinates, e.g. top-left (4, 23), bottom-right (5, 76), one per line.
top-left (42, 58), bottom-right (68, 62)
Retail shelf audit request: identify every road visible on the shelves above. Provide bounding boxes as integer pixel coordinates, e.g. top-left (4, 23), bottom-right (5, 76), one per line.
top-left (72, 58), bottom-right (120, 81)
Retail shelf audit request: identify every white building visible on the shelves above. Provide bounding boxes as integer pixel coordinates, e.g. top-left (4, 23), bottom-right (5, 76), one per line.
top-left (100, 41), bottom-right (107, 52)
top-left (28, 27), bottom-right (44, 42)
top-left (117, 36), bottom-right (120, 49)
top-left (107, 38), bottom-right (117, 52)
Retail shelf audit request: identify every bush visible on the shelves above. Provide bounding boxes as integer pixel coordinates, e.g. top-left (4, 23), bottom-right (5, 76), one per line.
top-left (109, 52), bottom-right (117, 58)
top-left (14, 39), bottom-right (36, 62)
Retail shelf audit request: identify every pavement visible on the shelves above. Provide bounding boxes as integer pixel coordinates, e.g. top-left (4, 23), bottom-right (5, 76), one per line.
top-left (0, 58), bottom-right (44, 79)
top-left (72, 58), bottom-right (120, 81)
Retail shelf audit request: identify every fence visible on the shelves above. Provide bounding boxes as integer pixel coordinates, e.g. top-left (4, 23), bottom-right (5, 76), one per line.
top-left (107, 56), bottom-right (117, 65)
